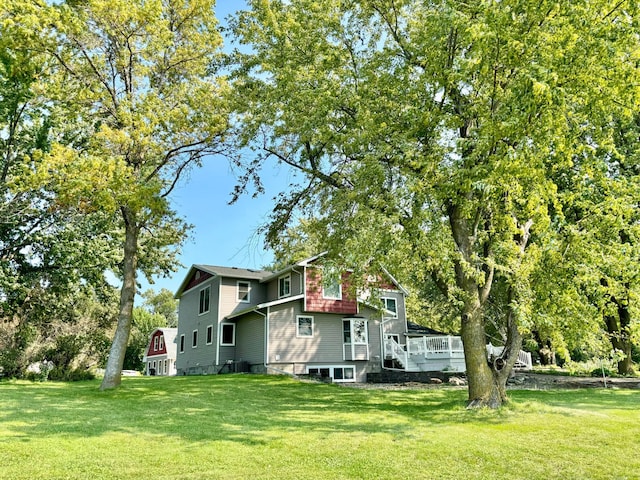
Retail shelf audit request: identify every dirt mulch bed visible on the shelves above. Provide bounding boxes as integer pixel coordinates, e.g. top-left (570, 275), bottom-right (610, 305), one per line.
top-left (341, 372), bottom-right (640, 391)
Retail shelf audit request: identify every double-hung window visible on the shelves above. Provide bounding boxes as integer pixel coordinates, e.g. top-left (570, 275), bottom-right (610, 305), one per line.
top-left (199, 286), bottom-right (210, 315)
top-left (382, 297), bottom-right (398, 318)
top-left (279, 274), bottom-right (291, 298)
top-left (206, 325), bottom-right (213, 345)
top-left (297, 315), bottom-right (314, 337)
top-left (237, 281), bottom-right (250, 303)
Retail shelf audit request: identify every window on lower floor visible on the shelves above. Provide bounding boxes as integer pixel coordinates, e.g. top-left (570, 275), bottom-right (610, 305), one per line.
top-left (179, 334), bottom-right (185, 353)
top-left (206, 325), bottom-right (213, 345)
top-left (192, 329), bottom-right (198, 348)
top-left (343, 318), bottom-right (368, 344)
top-left (221, 323), bottom-right (235, 346)
top-left (308, 366), bottom-right (355, 383)
top-left (297, 315), bottom-right (314, 337)
top-left (199, 286), bottom-right (210, 315)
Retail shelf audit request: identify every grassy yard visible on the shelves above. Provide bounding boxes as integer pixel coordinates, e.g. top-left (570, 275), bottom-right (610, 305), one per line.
top-left (1, 375), bottom-right (639, 480)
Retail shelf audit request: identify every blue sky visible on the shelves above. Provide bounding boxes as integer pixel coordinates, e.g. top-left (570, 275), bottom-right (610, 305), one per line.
top-left (139, 1), bottom-right (291, 296)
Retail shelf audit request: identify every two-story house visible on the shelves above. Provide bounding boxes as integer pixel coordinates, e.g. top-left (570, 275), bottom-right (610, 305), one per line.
top-left (174, 254), bottom-right (408, 382)
top-left (174, 254), bottom-right (533, 382)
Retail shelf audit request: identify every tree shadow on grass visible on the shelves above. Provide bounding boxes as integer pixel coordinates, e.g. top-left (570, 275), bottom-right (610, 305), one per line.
top-left (1, 375), bottom-right (638, 446)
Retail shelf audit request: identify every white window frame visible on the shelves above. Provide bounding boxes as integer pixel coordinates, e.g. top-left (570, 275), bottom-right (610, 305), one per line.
top-left (382, 297), bottom-right (398, 318)
top-left (237, 281), bottom-right (251, 303)
top-left (279, 274), bottom-right (291, 298)
top-left (220, 323), bottom-right (236, 346)
top-left (343, 318), bottom-right (368, 345)
top-left (153, 336), bottom-right (159, 350)
top-left (179, 334), bottom-right (185, 353)
top-left (199, 286), bottom-right (210, 315)
top-left (307, 365), bottom-right (356, 383)
top-left (296, 315), bottom-right (314, 338)
top-left (322, 270), bottom-right (342, 300)
top-left (192, 329), bottom-right (198, 348)
top-left (206, 325), bottom-right (213, 345)
top-left (159, 336), bottom-right (164, 350)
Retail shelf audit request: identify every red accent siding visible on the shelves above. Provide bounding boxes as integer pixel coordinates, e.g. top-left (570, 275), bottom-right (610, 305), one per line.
top-left (146, 330), bottom-right (168, 357)
top-left (304, 267), bottom-right (358, 314)
top-left (183, 269), bottom-right (212, 292)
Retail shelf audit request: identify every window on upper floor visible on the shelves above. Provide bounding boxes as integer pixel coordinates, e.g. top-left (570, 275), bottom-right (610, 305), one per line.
top-left (199, 286), bottom-right (210, 315)
top-left (382, 297), bottom-right (398, 318)
top-left (159, 336), bottom-right (164, 350)
top-left (153, 336), bottom-right (159, 351)
top-left (297, 315), bottom-right (314, 337)
top-left (322, 269), bottom-right (342, 299)
top-left (220, 323), bottom-right (235, 346)
top-left (279, 274), bottom-right (291, 298)
top-left (237, 281), bottom-right (250, 303)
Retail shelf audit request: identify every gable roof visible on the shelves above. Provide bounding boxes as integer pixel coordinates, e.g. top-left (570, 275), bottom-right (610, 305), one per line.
top-left (175, 264), bottom-right (272, 298)
top-left (195, 265), bottom-right (272, 280)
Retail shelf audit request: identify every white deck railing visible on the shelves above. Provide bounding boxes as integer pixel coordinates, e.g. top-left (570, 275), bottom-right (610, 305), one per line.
top-left (486, 343), bottom-right (533, 369)
top-left (383, 336), bottom-right (407, 368)
top-left (383, 334), bottom-right (533, 371)
top-left (407, 335), bottom-right (464, 357)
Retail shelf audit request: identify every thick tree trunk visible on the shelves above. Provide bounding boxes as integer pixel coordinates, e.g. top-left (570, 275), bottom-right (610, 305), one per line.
top-left (461, 303), bottom-right (503, 408)
top-left (100, 208), bottom-right (139, 390)
top-left (601, 280), bottom-right (634, 375)
top-left (604, 303), bottom-right (634, 375)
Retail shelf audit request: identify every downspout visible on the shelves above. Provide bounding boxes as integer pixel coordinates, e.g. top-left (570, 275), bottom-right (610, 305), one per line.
top-left (216, 279), bottom-right (222, 368)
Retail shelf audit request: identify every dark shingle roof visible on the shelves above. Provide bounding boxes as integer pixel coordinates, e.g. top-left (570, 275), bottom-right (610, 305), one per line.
top-left (195, 265), bottom-right (272, 280)
top-left (406, 321), bottom-right (449, 336)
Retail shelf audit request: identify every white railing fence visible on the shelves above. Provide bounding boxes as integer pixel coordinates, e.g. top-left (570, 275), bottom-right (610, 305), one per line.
top-left (486, 343), bottom-right (533, 369)
top-left (383, 336), bottom-right (407, 368)
top-left (407, 335), bottom-right (464, 356)
top-left (383, 334), bottom-right (533, 371)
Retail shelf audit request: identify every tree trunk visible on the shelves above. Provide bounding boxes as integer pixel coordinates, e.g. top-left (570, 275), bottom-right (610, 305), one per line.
top-left (601, 280), bottom-right (634, 375)
top-left (100, 207), bottom-right (139, 390)
top-left (604, 302), bottom-right (634, 375)
top-left (461, 303), bottom-right (503, 409)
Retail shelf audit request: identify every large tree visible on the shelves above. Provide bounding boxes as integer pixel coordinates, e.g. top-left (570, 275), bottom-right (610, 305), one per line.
top-left (27, 0), bottom-right (231, 389)
top-left (231, 0), bottom-right (639, 407)
top-left (1, 0), bottom-right (121, 377)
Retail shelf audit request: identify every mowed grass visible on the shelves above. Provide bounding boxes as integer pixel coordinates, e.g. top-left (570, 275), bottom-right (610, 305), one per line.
top-left (1, 375), bottom-right (639, 480)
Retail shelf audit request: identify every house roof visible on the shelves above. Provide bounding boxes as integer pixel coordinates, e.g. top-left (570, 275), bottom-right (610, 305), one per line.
top-left (195, 265), bottom-right (272, 280)
top-left (406, 321), bottom-right (448, 336)
top-left (175, 264), bottom-right (272, 297)
top-left (226, 294), bottom-right (305, 320)
top-left (259, 252), bottom-right (328, 283)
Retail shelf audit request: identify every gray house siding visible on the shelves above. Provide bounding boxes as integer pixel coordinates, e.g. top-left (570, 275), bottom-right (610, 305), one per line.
top-left (235, 312), bottom-right (266, 366)
top-left (264, 302), bottom-right (383, 382)
top-left (266, 269), bottom-right (304, 301)
top-left (176, 277), bottom-right (220, 375)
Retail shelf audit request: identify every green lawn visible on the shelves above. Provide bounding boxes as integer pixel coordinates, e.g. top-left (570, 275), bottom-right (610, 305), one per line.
top-left (1, 375), bottom-right (639, 480)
